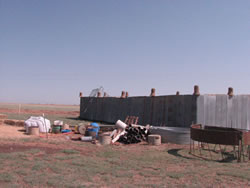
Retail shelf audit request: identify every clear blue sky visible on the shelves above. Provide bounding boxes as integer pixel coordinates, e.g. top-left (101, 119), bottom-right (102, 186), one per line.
top-left (0, 0), bottom-right (249, 104)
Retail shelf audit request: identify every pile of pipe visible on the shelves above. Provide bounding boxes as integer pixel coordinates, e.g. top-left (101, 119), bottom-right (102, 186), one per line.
top-left (111, 120), bottom-right (150, 144)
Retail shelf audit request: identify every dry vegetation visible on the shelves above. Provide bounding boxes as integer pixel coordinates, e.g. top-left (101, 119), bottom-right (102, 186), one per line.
top-left (0, 103), bottom-right (249, 187)
top-left (0, 138), bottom-right (249, 188)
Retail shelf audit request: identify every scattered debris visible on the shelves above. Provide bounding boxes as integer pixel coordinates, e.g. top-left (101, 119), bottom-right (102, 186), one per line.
top-left (54, 120), bottom-right (63, 126)
top-left (61, 129), bottom-right (71, 133)
top-left (111, 129), bottom-right (126, 143)
top-left (87, 122), bottom-right (100, 139)
top-left (62, 124), bottom-right (69, 130)
top-left (124, 116), bottom-right (138, 125)
top-left (52, 125), bottom-right (61, 134)
top-left (118, 124), bottom-right (150, 144)
top-left (78, 125), bottom-right (87, 135)
top-left (81, 136), bottom-right (93, 142)
top-left (115, 120), bottom-right (127, 130)
top-left (111, 119), bottom-right (150, 144)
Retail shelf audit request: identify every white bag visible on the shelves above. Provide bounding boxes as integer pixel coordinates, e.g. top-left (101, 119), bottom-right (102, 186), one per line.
top-left (25, 116), bottom-right (51, 133)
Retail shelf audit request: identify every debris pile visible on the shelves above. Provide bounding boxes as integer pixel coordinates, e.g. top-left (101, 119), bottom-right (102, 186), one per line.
top-left (118, 124), bottom-right (149, 144)
top-left (111, 119), bottom-right (150, 144)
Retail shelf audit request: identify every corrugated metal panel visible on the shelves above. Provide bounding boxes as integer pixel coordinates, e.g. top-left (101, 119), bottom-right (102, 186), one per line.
top-left (199, 95), bottom-right (250, 130)
top-left (239, 96), bottom-right (248, 130)
top-left (205, 95), bottom-right (216, 126)
top-left (226, 96), bottom-right (233, 128)
top-left (196, 95), bottom-right (205, 125)
top-left (232, 96), bottom-right (238, 129)
top-left (247, 96), bottom-right (250, 130)
top-left (215, 95), bottom-right (227, 127)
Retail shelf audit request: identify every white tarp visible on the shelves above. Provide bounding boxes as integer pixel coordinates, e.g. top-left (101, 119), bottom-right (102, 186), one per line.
top-left (25, 116), bottom-right (51, 133)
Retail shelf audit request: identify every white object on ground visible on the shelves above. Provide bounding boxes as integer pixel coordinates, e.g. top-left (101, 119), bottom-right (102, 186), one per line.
top-left (81, 136), bottom-right (93, 141)
top-left (25, 116), bottom-right (51, 133)
top-left (115, 120), bottom-right (127, 130)
top-left (54, 120), bottom-right (63, 126)
top-left (110, 129), bottom-right (117, 138)
top-left (111, 130), bottom-right (126, 143)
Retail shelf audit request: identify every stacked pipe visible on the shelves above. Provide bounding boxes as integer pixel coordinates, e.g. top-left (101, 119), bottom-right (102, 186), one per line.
top-left (118, 125), bottom-right (149, 144)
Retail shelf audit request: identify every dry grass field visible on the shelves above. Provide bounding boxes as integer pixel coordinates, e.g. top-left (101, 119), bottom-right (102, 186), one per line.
top-left (0, 103), bottom-right (249, 187)
top-left (0, 103), bottom-right (85, 126)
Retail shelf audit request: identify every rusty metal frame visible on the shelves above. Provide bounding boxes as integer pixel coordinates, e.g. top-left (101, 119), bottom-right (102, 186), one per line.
top-left (125, 116), bottom-right (139, 125)
top-left (190, 124), bottom-right (250, 162)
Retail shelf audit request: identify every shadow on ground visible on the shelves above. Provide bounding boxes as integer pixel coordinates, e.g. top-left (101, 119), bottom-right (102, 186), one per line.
top-left (167, 148), bottom-right (237, 163)
top-left (167, 149), bottom-right (194, 160)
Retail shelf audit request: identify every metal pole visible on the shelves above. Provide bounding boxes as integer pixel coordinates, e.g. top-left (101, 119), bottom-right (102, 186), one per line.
top-left (43, 113), bottom-right (48, 139)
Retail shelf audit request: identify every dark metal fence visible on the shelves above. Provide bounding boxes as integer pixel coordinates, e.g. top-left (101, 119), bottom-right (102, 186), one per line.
top-left (80, 94), bottom-right (250, 130)
top-left (80, 95), bottom-right (196, 127)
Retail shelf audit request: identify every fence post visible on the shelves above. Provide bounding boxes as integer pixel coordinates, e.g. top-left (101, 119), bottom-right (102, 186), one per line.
top-left (228, 87), bottom-right (234, 97)
top-left (120, 91), bottom-right (126, 98)
top-left (125, 92), bottom-right (129, 98)
top-left (97, 92), bottom-right (102, 97)
top-left (193, 85), bottom-right (200, 96)
top-left (150, 88), bottom-right (156, 97)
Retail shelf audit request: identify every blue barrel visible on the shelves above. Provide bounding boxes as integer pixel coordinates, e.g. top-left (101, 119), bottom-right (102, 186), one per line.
top-left (88, 122), bottom-right (100, 138)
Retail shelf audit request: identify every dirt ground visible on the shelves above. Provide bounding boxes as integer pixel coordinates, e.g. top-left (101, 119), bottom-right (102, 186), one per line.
top-left (0, 134), bottom-right (249, 188)
top-left (0, 124), bottom-right (30, 139)
top-left (0, 104), bottom-right (249, 187)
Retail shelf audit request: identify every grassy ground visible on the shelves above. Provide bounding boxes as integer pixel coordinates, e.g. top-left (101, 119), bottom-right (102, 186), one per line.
top-left (0, 138), bottom-right (249, 188)
top-left (5, 113), bottom-right (88, 127)
top-left (0, 103), bottom-right (89, 126)
top-left (0, 103), bottom-right (114, 127)
top-left (0, 103), bottom-right (80, 112)
top-left (0, 103), bottom-right (249, 187)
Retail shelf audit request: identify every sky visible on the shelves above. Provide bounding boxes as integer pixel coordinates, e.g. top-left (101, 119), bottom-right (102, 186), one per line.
top-left (0, 0), bottom-right (250, 105)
